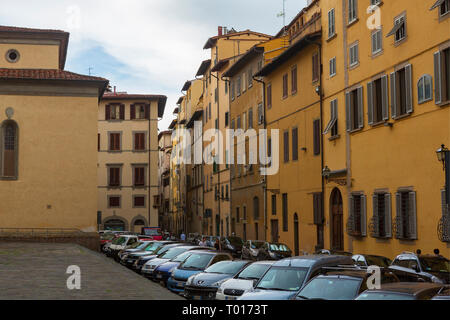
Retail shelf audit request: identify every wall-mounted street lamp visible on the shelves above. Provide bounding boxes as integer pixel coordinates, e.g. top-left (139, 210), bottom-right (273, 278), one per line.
top-left (322, 166), bottom-right (331, 180)
top-left (436, 144), bottom-right (449, 171)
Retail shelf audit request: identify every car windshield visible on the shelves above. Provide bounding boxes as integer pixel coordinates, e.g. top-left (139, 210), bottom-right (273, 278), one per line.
top-left (129, 241), bottom-right (144, 249)
top-left (356, 292), bottom-right (414, 300)
top-left (112, 237), bottom-right (127, 245)
top-left (257, 267), bottom-right (308, 291)
top-left (269, 244), bottom-right (289, 251)
top-left (172, 251), bottom-right (193, 262)
top-left (206, 261), bottom-right (246, 275)
top-left (251, 242), bottom-right (265, 249)
top-left (237, 264), bottom-right (271, 280)
top-left (365, 256), bottom-right (392, 267)
top-left (419, 257), bottom-right (450, 273)
top-left (227, 237), bottom-right (243, 246)
top-left (145, 242), bottom-right (163, 252)
top-left (159, 247), bottom-right (188, 259)
top-left (297, 277), bottom-right (361, 300)
top-left (180, 254), bottom-right (213, 270)
top-left (153, 245), bottom-right (177, 256)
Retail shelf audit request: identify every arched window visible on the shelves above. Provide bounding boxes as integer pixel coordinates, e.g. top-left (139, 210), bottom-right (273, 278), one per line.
top-left (104, 219), bottom-right (125, 231)
top-left (1, 121), bottom-right (18, 179)
top-left (417, 74), bottom-right (433, 104)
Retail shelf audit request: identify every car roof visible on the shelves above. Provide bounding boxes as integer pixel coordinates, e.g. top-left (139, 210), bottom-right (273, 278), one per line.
top-left (272, 255), bottom-right (354, 268)
top-left (317, 270), bottom-right (369, 279)
top-left (249, 260), bottom-right (277, 266)
top-left (365, 282), bottom-right (444, 294)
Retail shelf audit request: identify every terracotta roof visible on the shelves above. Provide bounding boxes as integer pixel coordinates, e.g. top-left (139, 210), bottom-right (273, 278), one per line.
top-left (177, 96), bottom-right (184, 105)
top-left (196, 59), bottom-right (211, 77)
top-left (223, 46), bottom-right (264, 78)
top-left (0, 25), bottom-right (70, 70)
top-left (211, 59), bottom-right (231, 72)
top-left (102, 92), bottom-right (167, 118)
top-left (0, 68), bottom-right (107, 82)
top-left (181, 81), bottom-right (192, 91)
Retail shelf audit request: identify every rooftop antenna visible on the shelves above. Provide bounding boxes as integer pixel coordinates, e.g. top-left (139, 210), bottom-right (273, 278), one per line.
top-left (88, 66), bottom-right (94, 76)
top-left (277, 0), bottom-right (287, 35)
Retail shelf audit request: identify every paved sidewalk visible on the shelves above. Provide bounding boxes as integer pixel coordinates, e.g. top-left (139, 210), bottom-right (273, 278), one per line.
top-left (0, 242), bottom-right (184, 300)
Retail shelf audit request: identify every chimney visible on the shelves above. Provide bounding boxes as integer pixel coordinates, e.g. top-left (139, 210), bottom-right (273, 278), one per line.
top-left (114, 86), bottom-right (116, 95)
top-left (218, 26), bottom-right (223, 36)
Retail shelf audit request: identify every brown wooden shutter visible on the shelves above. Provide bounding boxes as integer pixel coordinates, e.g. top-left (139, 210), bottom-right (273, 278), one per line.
top-left (381, 75), bottom-right (389, 120)
top-left (357, 87), bottom-right (364, 129)
top-left (98, 134), bottom-right (100, 151)
top-left (130, 104), bottom-right (136, 120)
top-left (405, 64), bottom-right (413, 114)
top-left (116, 134), bottom-right (121, 150)
top-left (434, 51), bottom-right (442, 104)
top-left (313, 119), bottom-right (321, 155)
top-left (385, 193), bottom-right (392, 238)
top-left (145, 104), bottom-right (150, 119)
top-left (292, 128), bottom-right (298, 161)
top-left (267, 84), bottom-right (272, 108)
top-left (395, 192), bottom-right (403, 239)
top-left (291, 66), bottom-right (297, 94)
top-left (105, 105), bottom-right (111, 120)
top-left (120, 104), bottom-right (125, 120)
top-left (345, 92), bottom-right (351, 131)
top-left (361, 195), bottom-right (367, 236)
top-left (372, 194), bottom-right (380, 237)
top-left (390, 72), bottom-right (397, 118)
top-left (284, 131), bottom-right (289, 162)
top-left (367, 81), bottom-right (374, 125)
top-left (283, 74), bottom-right (288, 98)
top-left (408, 191), bottom-right (417, 240)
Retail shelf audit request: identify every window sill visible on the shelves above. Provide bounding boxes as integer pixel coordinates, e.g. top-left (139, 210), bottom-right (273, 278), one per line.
top-left (437, 100), bottom-right (450, 107)
top-left (0, 177), bottom-right (18, 181)
top-left (347, 18), bottom-right (359, 28)
top-left (439, 10), bottom-right (450, 22)
top-left (328, 134), bottom-right (340, 141)
top-left (326, 33), bottom-right (337, 42)
top-left (418, 97), bottom-right (433, 105)
top-left (394, 36), bottom-right (407, 47)
top-left (371, 49), bottom-right (384, 59)
top-left (349, 62), bottom-right (360, 70)
top-left (370, 121), bottom-right (388, 127)
top-left (393, 113), bottom-right (412, 121)
top-left (348, 128), bottom-right (363, 134)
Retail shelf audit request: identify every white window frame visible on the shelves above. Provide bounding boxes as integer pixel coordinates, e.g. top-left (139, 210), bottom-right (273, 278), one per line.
top-left (349, 42), bottom-right (359, 67)
top-left (417, 74), bottom-right (433, 104)
top-left (329, 57), bottom-right (336, 77)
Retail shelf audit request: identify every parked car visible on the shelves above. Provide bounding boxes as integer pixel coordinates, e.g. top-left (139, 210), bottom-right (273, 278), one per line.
top-left (184, 260), bottom-right (252, 300)
top-left (355, 282), bottom-right (446, 300)
top-left (316, 249), bottom-right (353, 256)
top-left (216, 261), bottom-right (276, 300)
top-left (167, 251), bottom-right (232, 294)
top-left (119, 240), bottom-right (166, 266)
top-left (389, 252), bottom-right (450, 284)
top-left (153, 249), bottom-right (215, 285)
top-left (107, 235), bottom-right (139, 260)
top-left (241, 240), bottom-right (266, 260)
top-left (220, 236), bottom-right (244, 257)
top-left (141, 227), bottom-right (163, 240)
top-left (100, 232), bottom-right (117, 251)
top-left (131, 243), bottom-right (185, 272)
top-left (352, 254), bottom-right (392, 268)
top-left (256, 243), bottom-right (292, 261)
top-left (432, 285), bottom-right (450, 300)
top-left (141, 245), bottom-right (210, 278)
top-left (118, 241), bottom-right (153, 261)
top-left (239, 255), bottom-right (354, 300)
top-left (294, 268), bottom-right (399, 300)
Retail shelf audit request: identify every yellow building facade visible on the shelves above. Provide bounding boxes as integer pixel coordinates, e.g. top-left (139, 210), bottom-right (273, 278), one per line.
top-left (0, 25), bottom-right (108, 231)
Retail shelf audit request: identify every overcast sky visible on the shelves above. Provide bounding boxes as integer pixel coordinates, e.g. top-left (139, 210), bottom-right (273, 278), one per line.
top-left (1, 0), bottom-right (307, 131)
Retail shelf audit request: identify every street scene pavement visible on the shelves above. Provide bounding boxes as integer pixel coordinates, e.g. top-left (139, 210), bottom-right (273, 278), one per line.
top-left (0, 242), bottom-right (183, 300)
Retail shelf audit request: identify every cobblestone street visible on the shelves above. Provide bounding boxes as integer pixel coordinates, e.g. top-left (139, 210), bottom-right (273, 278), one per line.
top-left (0, 242), bottom-right (183, 300)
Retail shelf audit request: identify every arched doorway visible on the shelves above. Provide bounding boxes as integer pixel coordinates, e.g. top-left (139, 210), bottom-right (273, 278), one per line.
top-left (133, 219), bottom-right (145, 233)
top-left (104, 219), bottom-right (126, 231)
top-left (294, 213), bottom-right (299, 256)
top-left (330, 188), bottom-right (344, 251)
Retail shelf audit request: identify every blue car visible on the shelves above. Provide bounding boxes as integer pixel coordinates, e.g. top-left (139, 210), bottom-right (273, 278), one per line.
top-left (239, 255), bottom-right (354, 300)
top-left (167, 251), bottom-right (232, 294)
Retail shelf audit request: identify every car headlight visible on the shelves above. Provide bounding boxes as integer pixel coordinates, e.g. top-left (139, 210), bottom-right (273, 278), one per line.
top-left (227, 244), bottom-right (234, 250)
top-left (212, 279), bottom-right (227, 288)
top-left (217, 287), bottom-right (223, 294)
top-left (186, 275), bottom-right (195, 285)
top-left (171, 269), bottom-right (177, 278)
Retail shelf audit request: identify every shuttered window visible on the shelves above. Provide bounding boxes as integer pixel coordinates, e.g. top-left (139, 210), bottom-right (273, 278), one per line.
top-left (291, 65), bottom-right (298, 95)
top-left (390, 64), bottom-right (413, 118)
top-left (313, 193), bottom-right (324, 225)
top-left (106, 104), bottom-right (124, 120)
top-left (312, 53), bottom-right (320, 82)
top-left (371, 29), bottom-right (382, 54)
top-left (368, 76), bottom-right (389, 125)
top-left (134, 167), bottom-right (145, 187)
top-left (248, 67), bottom-right (253, 89)
top-left (109, 133), bottom-right (121, 151)
top-left (248, 108), bottom-right (253, 129)
top-left (346, 87), bottom-right (364, 131)
top-left (134, 133), bottom-right (146, 151)
top-left (108, 167), bottom-right (121, 187)
top-left (231, 80), bottom-right (235, 101)
top-left (395, 191), bottom-right (417, 240)
top-left (349, 43), bottom-right (359, 67)
top-left (313, 119), bottom-right (321, 155)
top-left (237, 76), bottom-right (242, 96)
top-left (370, 193), bottom-right (392, 238)
top-left (347, 193), bottom-right (367, 237)
top-left (134, 196), bottom-right (146, 208)
top-left (282, 193), bottom-right (288, 232)
top-left (267, 84), bottom-right (273, 109)
top-left (348, 0), bottom-right (357, 23)
top-left (328, 8), bottom-right (336, 38)
top-left (434, 48), bottom-right (450, 105)
top-left (284, 131), bottom-right (289, 163)
top-left (324, 99), bottom-right (338, 136)
top-left (108, 196), bottom-right (121, 208)
top-left (292, 128), bottom-right (298, 161)
top-left (282, 73), bottom-right (288, 98)
top-left (272, 195), bottom-right (277, 215)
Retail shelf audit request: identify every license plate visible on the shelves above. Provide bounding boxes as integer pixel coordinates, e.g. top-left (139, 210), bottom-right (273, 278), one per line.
top-left (192, 296), bottom-right (202, 300)
top-left (176, 282), bottom-right (184, 288)
top-left (225, 296), bottom-right (237, 300)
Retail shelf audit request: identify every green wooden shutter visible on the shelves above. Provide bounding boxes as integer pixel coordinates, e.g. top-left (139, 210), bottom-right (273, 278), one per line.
top-left (361, 194), bottom-right (367, 236)
top-left (381, 75), bottom-right (389, 121)
top-left (434, 51), bottom-right (442, 104)
top-left (395, 192), bottom-right (403, 239)
top-left (346, 92), bottom-right (351, 131)
top-left (385, 193), bottom-right (392, 238)
top-left (367, 81), bottom-right (374, 125)
top-left (390, 72), bottom-right (397, 118)
top-left (405, 64), bottom-right (413, 114)
top-left (408, 191), bottom-right (417, 240)
top-left (372, 194), bottom-right (380, 237)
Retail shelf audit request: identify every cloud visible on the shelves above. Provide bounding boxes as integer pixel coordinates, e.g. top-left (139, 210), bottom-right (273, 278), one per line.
top-left (0, 0), bottom-right (307, 131)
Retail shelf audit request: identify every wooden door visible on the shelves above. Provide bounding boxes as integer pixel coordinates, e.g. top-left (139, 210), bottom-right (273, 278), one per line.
top-left (331, 188), bottom-right (344, 251)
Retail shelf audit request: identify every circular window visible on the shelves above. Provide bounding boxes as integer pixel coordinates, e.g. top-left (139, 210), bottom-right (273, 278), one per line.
top-left (6, 49), bottom-right (20, 63)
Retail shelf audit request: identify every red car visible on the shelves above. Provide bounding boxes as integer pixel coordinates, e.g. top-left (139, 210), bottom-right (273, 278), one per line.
top-left (141, 227), bottom-right (163, 241)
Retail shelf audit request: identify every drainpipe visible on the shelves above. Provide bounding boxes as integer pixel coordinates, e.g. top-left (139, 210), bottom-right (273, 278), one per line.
top-left (253, 75), bottom-right (267, 241)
